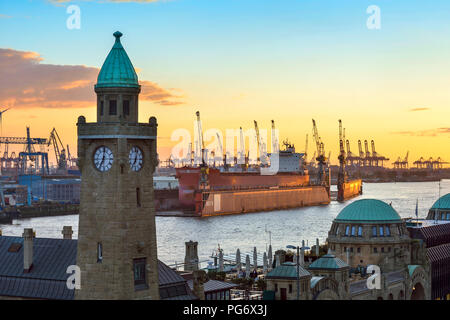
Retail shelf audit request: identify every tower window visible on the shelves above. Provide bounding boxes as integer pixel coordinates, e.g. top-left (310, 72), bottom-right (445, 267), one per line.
top-left (97, 242), bottom-right (103, 263)
top-left (109, 100), bottom-right (117, 115)
top-left (379, 226), bottom-right (384, 237)
top-left (133, 258), bottom-right (148, 289)
top-left (351, 226), bottom-right (356, 237)
top-left (385, 226), bottom-right (391, 236)
top-left (136, 188), bottom-right (141, 207)
top-left (100, 101), bottom-right (104, 116)
top-left (373, 247), bottom-right (378, 253)
top-left (123, 100), bottom-right (130, 117)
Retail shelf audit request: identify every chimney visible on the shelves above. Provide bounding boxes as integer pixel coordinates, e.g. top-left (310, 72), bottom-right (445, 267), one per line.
top-left (192, 270), bottom-right (207, 300)
top-left (23, 228), bottom-right (34, 273)
top-left (62, 226), bottom-right (73, 240)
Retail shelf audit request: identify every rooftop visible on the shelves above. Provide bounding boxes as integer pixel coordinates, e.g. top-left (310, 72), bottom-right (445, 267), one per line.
top-left (308, 254), bottom-right (349, 270)
top-left (266, 262), bottom-right (311, 279)
top-left (335, 199), bottom-right (402, 223)
top-left (0, 235), bottom-right (196, 300)
top-left (95, 31), bottom-right (140, 89)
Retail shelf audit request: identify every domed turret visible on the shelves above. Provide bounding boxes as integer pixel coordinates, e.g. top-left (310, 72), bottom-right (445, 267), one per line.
top-left (95, 31), bottom-right (140, 89)
top-left (94, 31), bottom-right (141, 124)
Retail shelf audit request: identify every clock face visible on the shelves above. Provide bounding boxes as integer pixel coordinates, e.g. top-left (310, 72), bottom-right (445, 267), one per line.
top-left (93, 146), bottom-right (114, 172)
top-left (129, 146), bottom-right (143, 172)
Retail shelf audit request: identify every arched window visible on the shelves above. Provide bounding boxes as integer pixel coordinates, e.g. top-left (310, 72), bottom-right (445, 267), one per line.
top-left (385, 226), bottom-right (391, 236)
top-left (345, 226), bottom-right (350, 236)
top-left (372, 226), bottom-right (377, 237)
top-left (351, 226), bottom-right (356, 237)
top-left (379, 226), bottom-right (384, 237)
top-left (358, 226), bottom-right (363, 237)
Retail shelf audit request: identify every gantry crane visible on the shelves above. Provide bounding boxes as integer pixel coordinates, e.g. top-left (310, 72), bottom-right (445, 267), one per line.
top-left (0, 127), bottom-right (49, 175)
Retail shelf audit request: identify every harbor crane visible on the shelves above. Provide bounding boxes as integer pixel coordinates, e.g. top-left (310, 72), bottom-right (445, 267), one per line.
top-left (312, 119), bottom-right (329, 190)
top-left (0, 107), bottom-right (10, 135)
top-left (254, 120), bottom-right (267, 165)
top-left (216, 132), bottom-right (228, 169)
top-left (304, 134), bottom-right (308, 165)
top-left (337, 120), bottom-right (348, 201)
top-left (358, 140), bottom-right (364, 166)
top-left (48, 128), bottom-right (67, 170)
top-left (393, 151), bottom-right (409, 169)
top-left (271, 120), bottom-right (279, 154)
top-left (195, 111), bottom-right (206, 166)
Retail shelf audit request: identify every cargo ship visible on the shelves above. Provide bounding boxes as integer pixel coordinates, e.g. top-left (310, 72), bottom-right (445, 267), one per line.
top-left (176, 142), bottom-right (331, 216)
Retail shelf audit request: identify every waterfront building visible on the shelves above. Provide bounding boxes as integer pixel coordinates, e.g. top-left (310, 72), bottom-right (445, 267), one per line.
top-left (265, 198), bottom-right (431, 300)
top-left (408, 193), bottom-right (450, 300)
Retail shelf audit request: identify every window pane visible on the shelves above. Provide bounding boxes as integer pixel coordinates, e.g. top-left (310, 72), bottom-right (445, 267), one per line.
top-left (386, 226), bottom-right (391, 236)
top-left (109, 100), bottom-right (117, 115)
top-left (123, 100), bottom-right (130, 116)
top-left (133, 258), bottom-right (147, 287)
top-left (379, 226), bottom-right (384, 236)
top-left (351, 226), bottom-right (356, 236)
top-left (345, 226), bottom-right (350, 236)
top-left (358, 226), bottom-right (363, 237)
top-left (100, 101), bottom-right (104, 116)
top-left (372, 226), bottom-right (377, 237)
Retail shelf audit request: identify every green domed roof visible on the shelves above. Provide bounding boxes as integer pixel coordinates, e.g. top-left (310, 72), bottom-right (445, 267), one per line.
top-left (95, 31), bottom-right (140, 89)
top-left (431, 193), bottom-right (450, 210)
top-left (335, 199), bottom-right (402, 223)
top-left (308, 254), bottom-right (348, 270)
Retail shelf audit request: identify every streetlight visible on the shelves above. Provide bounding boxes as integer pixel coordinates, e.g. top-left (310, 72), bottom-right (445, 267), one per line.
top-left (286, 245), bottom-right (300, 300)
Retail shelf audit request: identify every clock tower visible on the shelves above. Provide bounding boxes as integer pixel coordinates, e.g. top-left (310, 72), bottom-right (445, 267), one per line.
top-left (75, 31), bottom-right (159, 299)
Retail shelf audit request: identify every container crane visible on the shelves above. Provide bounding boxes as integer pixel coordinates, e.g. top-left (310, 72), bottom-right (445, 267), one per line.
top-left (358, 140), bottom-right (364, 166)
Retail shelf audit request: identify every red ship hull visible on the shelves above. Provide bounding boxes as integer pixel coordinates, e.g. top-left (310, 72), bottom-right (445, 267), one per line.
top-left (175, 167), bottom-right (330, 215)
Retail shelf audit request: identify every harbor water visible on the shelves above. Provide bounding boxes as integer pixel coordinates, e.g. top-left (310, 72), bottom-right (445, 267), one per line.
top-left (1, 180), bottom-right (449, 267)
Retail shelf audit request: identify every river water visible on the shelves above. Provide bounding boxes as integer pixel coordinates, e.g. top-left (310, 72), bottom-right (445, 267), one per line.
top-left (1, 180), bottom-right (449, 267)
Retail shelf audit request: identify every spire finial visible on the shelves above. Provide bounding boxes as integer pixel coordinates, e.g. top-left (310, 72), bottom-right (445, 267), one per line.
top-left (113, 31), bottom-right (123, 42)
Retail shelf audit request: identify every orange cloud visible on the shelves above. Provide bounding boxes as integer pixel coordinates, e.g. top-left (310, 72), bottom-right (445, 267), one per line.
top-left (0, 48), bottom-right (185, 109)
top-left (391, 128), bottom-right (450, 137)
top-left (409, 107), bottom-right (431, 112)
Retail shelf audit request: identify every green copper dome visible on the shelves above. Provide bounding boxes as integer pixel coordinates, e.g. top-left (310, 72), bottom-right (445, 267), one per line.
top-left (335, 199), bottom-right (402, 223)
top-left (431, 193), bottom-right (450, 210)
top-left (95, 31), bottom-right (140, 89)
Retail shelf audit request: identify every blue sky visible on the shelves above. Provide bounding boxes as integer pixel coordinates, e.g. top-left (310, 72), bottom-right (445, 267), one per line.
top-left (1, 0), bottom-right (450, 163)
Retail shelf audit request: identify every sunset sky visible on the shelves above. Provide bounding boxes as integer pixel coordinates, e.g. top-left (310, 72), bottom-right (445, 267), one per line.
top-left (0, 0), bottom-right (449, 167)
